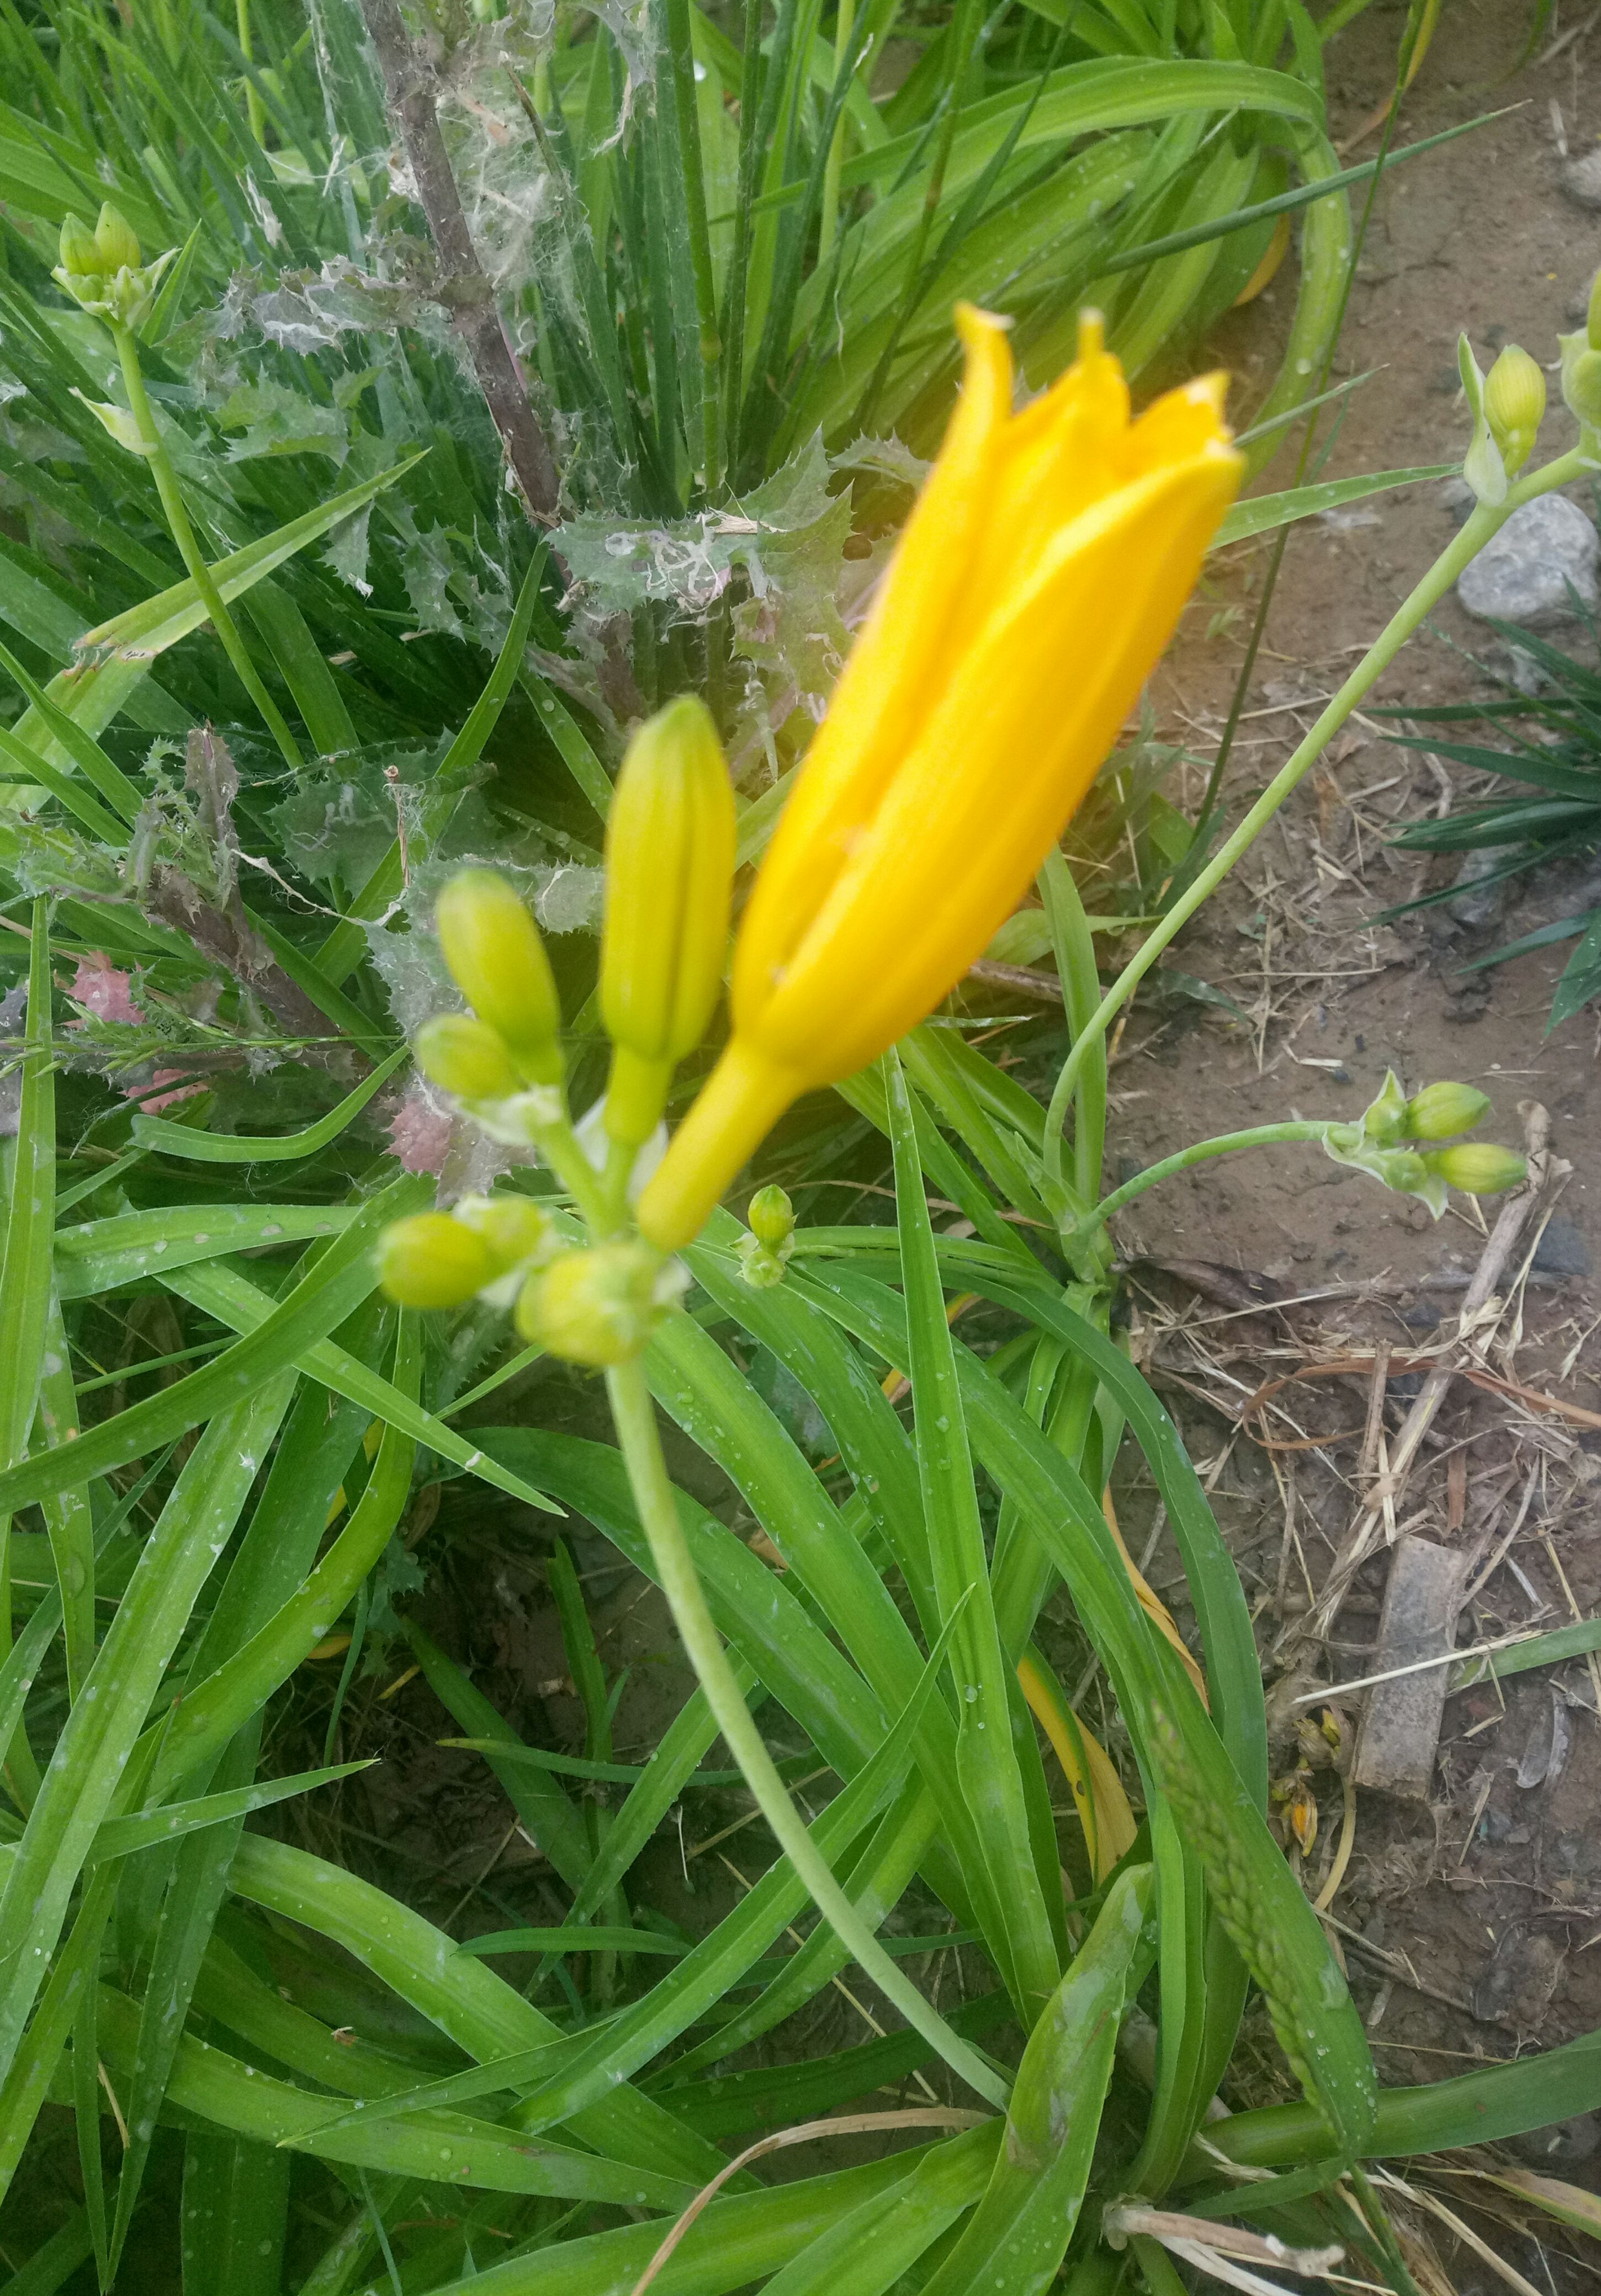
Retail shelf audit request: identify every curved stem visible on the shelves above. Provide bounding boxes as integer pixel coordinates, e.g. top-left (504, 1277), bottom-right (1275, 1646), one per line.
top-left (605, 1352), bottom-right (1010, 2111)
top-left (1043, 447), bottom-right (1591, 1139)
top-left (113, 323), bottom-right (304, 771)
top-left (1068, 1122), bottom-right (1330, 1246)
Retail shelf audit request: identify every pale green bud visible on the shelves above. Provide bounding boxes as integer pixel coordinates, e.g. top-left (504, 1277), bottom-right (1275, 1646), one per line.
top-left (415, 1013), bottom-right (522, 1102)
top-left (515, 1241), bottom-right (670, 1366)
top-left (1420, 1143), bottom-right (1526, 1195)
top-left (1483, 346), bottom-right (1544, 478)
top-left (57, 213), bottom-right (101, 278)
top-left (375, 1212), bottom-right (494, 1308)
top-left (1403, 1081), bottom-right (1491, 1141)
top-left (434, 869), bottom-right (564, 1088)
top-left (453, 1191), bottom-right (555, 1273)
top-left (1360, 1070), bottom-right (1408, 1147)
top-left (1587, 268), bottom-right (1601, 353)
top-left (601, 697), bottom-right (736, 1147)
top-left (94, 202), bottom-right (141, 274)
top-left (1559, 329), bottom-right (1601, 429)
top-left (746, 1184), bottom-right (794, 1252)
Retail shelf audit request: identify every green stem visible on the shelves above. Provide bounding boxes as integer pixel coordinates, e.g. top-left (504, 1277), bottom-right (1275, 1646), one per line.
top-left (236, 0), bottom-right (268, 145)
top-left (113, 323), bottom-right (304, 772)
top-left (527, 1111), bottom-right (611, 1231)
top-left (817, 0), bottom-right (855, 263)
top-left (1039, 849), bottom-right (1107, 1209)
top-left (1068, 1122), bottom-right (1328, 1246)
top-left (1043, 448), bottom-right (1591, 1145)
top-left (604, 1351), bottom-right (1010, 2110)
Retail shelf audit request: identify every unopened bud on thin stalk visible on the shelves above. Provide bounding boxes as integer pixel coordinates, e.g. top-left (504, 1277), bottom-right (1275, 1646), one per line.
top-left (94, 202), bottom-right (141, 274)
top-left (746, 1184), bottom-right (794, 1252)
top-left (1421, 1142), bottom-right (1526, 1195)
top-left (600, 696), bottom-right (736, 1148)
top-left (434, 869), bottom-right (564, 1087)
top-left (375, 1213), bottom-right (494, 1308)
top-left (57, 212), bottom-right (100, 278)
top-left (515, 1241), bottom-right (671, 1365)
top-left (1483, 345), bottom-right (1544, 477)
top-left (1404, 1081), bottom-right (1491, 1140)
top-left (415, 1013), bottom-right (521, 1103)
top-left (1360, 1069), bottom-right (1408, 1147)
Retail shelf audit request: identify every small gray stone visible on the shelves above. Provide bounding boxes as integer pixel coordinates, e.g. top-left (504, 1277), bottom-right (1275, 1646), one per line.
top-left (1446, 848), bottom-right (1508, 931)
top-left (1561, 149), bottom-right (1601, 209)
top-left (1456, 493), bottom-right (1599, 630)
top-left (1533, 1215), bottom-right (1592, 1278)
top-left (1505, 2116), bottom-right (1601, 2169)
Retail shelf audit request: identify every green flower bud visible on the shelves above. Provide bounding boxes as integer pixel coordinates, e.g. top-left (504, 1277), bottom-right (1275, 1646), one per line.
top-left (1360, 1069), bottom-right (1408, 1147)
top-left (1403, 1081), bottom-right (1491, 1141)
top-left (57, 212), bottom-right (101, 278)
top-left (1420, 1143), bottom-right (1526, 1195)
top-left (415, 1013), bottom-right (522, 1103)
top-left (454, 1191), bottom-right (555, 1273)
top-left (94, 202), bottom-right (141, 274)
top-left (601, 697), bottom-right (736, 1146)
top-left (515, 1241), bottom-right (670, 1366)
top-left (375, 1212), bottom-right (494, 1308)
top-left (1559, 329), bottom-right (1601, 429)
top-left (746, 1184), bottom-right (794, 1252)
top-left (1483, 345), bottom-right (1544, 478)
top-left (434, 869), bottom-right (564, 1088)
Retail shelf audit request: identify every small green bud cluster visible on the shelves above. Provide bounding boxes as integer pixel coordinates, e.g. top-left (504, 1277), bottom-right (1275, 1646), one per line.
top-left (737, 1184), bottom-right (795, 1289)
top-left (1331, 1071), bottom-right (1523, 1215)
top-left (54, 204), bottom-right (174, 332)
top-left (515, 1241), bottom-right (688, 1367)
top-left (375, 1190), bottom-right (556, 1310)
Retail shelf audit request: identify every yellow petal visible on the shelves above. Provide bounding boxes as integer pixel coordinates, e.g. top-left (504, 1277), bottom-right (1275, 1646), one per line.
top-left (746, 437), bottom-right (1240, 1079)
top-left (733, 305), bottom-right (1014, 1033)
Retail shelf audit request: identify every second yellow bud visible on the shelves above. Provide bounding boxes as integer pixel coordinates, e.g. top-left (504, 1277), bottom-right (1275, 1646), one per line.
top-left (600, 696), bottom-right (736, 1147)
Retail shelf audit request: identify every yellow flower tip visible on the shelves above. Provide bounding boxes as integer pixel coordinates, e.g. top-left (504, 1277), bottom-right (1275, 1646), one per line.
top-left (1075, 308), bottom-right (1106, 363)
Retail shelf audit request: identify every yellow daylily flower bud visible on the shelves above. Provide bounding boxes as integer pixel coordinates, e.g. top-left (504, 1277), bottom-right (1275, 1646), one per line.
top-left (375, 1213), bottom-right (494, 1308)
top-left (453, 1192), bottom-right (554, 1273)
top-left (515, 1241), bottom-right (667, 1365)
top-left (415, 1013), bottom-right (521, 1103)
top-left (434, 869), bottom-right (563, 1087)
top-left (638, 306), bottom-right (1242, 1251)
top-left (58, 213), bottom-right (101, 278)
top-left (1483, 346), bottom-right (1544, 477)
top-left (1420, 1144), bottom-right (1526, 1195)
top-left (1404, 1081), bottom-right (1490, 1140)
top-left (94, 202), bottom-right (141, 274)
top-left (600, 695), bottom-right (736, 1147)
top-left (746, 1184), bottom-right (794, 1251)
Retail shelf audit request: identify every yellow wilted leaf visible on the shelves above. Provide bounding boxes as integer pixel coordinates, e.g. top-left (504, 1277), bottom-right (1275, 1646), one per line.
top-left (1019, 1650), bottom-right (1137, 1884)
top-left (1103, 1489), bottom-right (1208, 1708)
